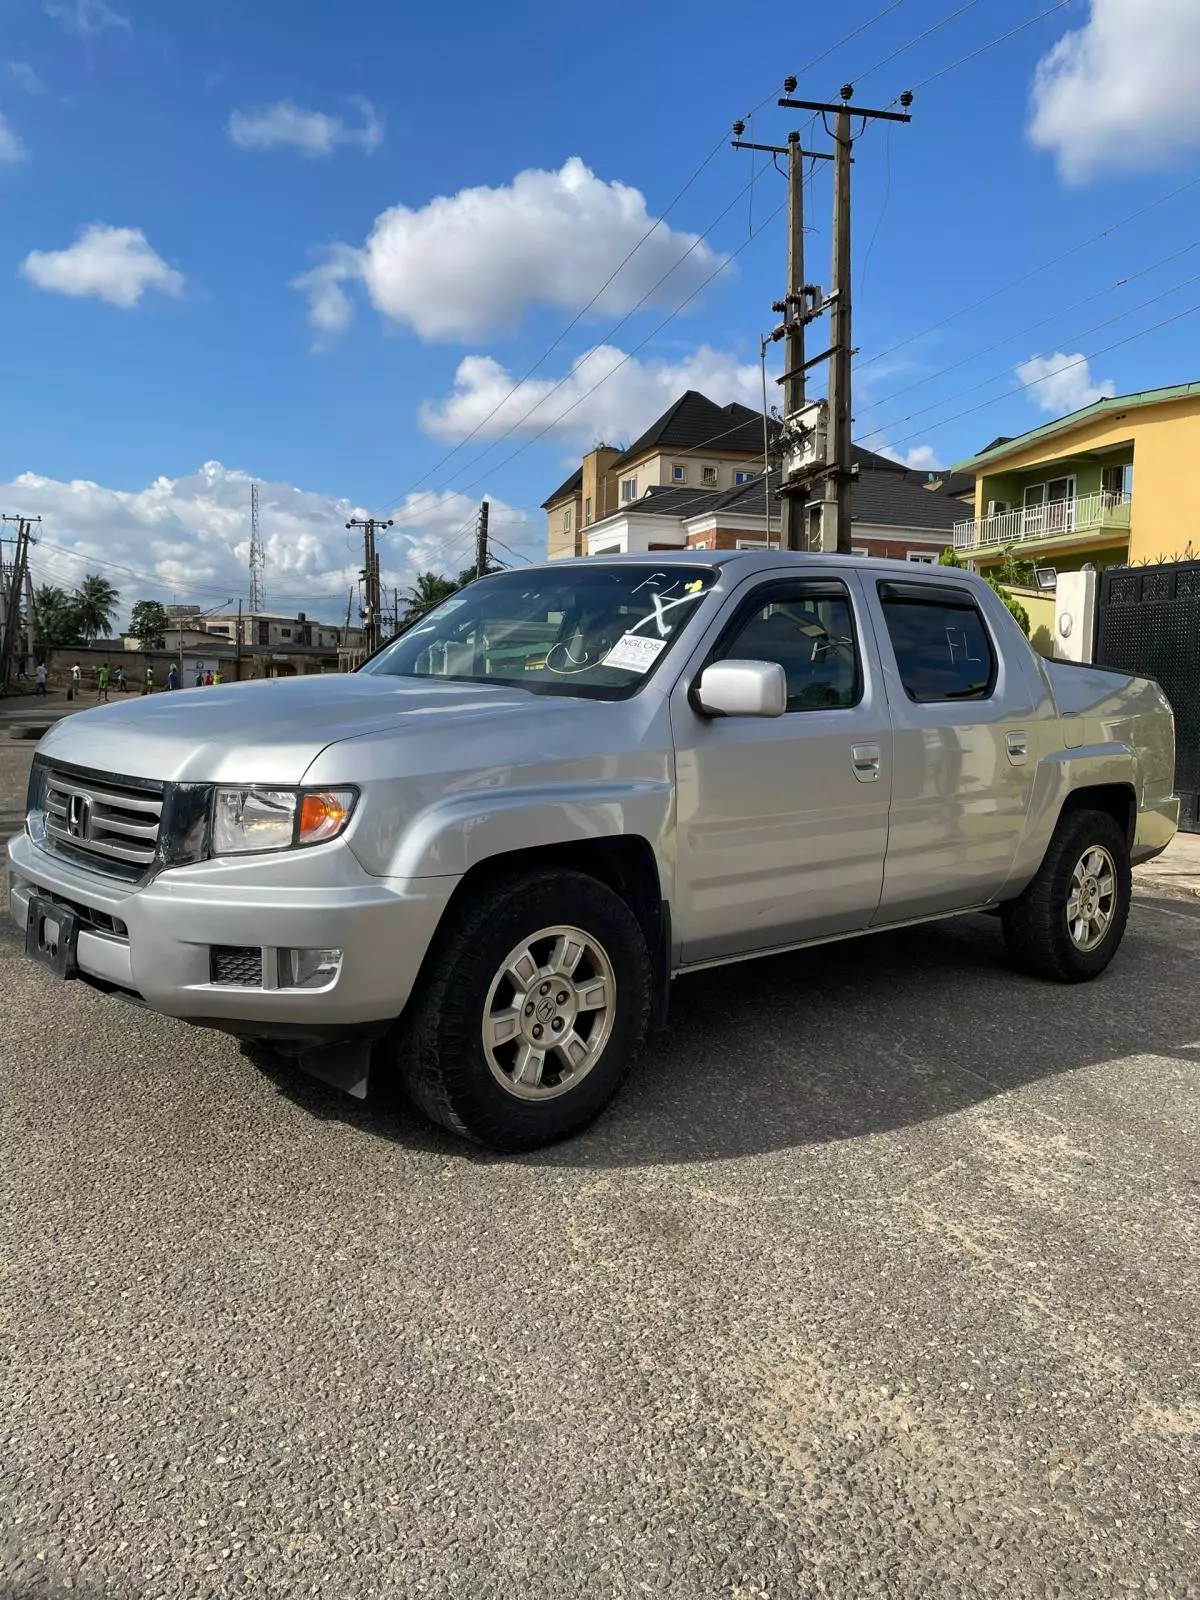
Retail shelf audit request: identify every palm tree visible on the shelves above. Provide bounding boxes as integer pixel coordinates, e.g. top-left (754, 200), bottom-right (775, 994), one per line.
top-left (73, 574), bottom-right (120, 645)
top-left (400, 571), bottom-right (458, 624)
top-left (34, 584), bottom-right (84, 649)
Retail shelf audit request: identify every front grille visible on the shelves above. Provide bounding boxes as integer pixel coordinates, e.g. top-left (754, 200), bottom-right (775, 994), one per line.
top-left (43, 766), bottom-right (164, 879)
top-left (210, 946), bottom-right (263, 987)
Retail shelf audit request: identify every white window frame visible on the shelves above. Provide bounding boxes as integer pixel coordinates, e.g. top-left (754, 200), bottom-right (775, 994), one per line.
top-left (584, 496), bottom-right (592, 526)
top-left (672, 464), bottom-right (686, 482)
top-left (905, 551), bottom-right (937, 563)
top-left (850, 545), bottom-right (869, 557)
top-left (701, 464), bottom-right (718, 486)
top-left (620, 477), bottom-right (638, 503)
top-left (734, 470), bottom-right (756, 485)
top-left (735, 538), bottom-right (769, 550)
top-left (563, 508), bottom-right (572, 534)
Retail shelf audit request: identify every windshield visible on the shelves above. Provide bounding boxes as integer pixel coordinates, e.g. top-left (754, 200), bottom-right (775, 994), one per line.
top-left (362, 564), bottom-right (719, 699)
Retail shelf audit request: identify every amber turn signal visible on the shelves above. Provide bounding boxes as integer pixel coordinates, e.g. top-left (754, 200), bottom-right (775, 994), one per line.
top-left (297, 790), bottom-right (356, 845)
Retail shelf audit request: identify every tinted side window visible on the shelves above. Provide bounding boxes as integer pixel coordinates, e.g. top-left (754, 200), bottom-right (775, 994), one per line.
top-left (880, 597), bottom-right (996, 702)
top-left (714, 588), bottom-right (860, 711)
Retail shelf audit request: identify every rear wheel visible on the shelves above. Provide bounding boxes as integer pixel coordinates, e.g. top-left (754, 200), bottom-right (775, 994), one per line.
top-left (397, 869), bottom-right (651, 1150)
top-left (1002, 808), bottom-right (1131, 982)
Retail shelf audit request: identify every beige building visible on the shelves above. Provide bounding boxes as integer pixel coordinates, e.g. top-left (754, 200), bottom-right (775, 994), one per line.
top-left (544, 392), bottom-right (773, 559)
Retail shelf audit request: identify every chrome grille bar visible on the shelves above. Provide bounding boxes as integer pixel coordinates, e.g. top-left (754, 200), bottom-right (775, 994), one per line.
top-left (42, 768), bottom-right (165, 874)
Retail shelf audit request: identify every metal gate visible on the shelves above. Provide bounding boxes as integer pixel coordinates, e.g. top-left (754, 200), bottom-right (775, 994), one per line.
top-left (1094, 560), bottom-right (1200, 832)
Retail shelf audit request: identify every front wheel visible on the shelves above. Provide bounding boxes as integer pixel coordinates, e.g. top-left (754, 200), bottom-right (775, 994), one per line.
top-left (1002, 808), bottom-right (1132, 982)
top-left (396, 869), bottom-right (651, 1150)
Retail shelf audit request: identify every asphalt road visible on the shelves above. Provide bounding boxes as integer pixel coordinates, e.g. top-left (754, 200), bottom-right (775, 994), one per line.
top-left (1, 738), bottom-right (1198, 1599)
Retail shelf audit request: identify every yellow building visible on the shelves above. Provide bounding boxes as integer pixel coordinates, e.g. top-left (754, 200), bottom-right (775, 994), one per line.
top-left (951, 382), bottom-right (1200, 575)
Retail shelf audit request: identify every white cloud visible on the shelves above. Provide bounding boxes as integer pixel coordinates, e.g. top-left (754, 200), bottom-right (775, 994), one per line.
top-left (295, 157), bottom-right (723, 343)
top-left (0, 111), bottom-right (27, 165)
top-left (420, 343), bottom-right (763, 447)
top-left (6, 462), bottom-right (534, 621)
top-left (8, 61), bottom-right (46, 94)
top-left (1015, 351), bottom-right (1116, 415)
top-left (227, 96), bottom-right (383, 157)
top-left (1029, 0), bottom-right (1200, 182)
top-left (45, 0), bottom-right (129, 37)
top-left (21, 224), bottom-right (184, 308)
top-left (290, 246), bottom-right (361, 347)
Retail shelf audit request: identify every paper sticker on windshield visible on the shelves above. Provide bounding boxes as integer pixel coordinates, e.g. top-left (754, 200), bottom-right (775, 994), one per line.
top-left (602, 632), bottom-right (669, 674)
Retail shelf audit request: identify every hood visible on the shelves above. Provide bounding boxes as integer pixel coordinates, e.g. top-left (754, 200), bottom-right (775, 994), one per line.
top-left (34, 674), bottom-right (573, 785)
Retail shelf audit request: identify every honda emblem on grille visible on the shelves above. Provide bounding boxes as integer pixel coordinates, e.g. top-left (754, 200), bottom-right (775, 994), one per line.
top-left (66, 792), bottom-right (92, 840)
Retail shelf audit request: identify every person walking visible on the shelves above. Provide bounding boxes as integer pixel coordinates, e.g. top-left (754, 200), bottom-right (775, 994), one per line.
top-left (142, 665), bottom-right (154, 696)
top-left (115, 663), bottom-right (127, 693)
top-left (16, 652), bottom-right (28, 681)
top-left (194, 666), bottom-right (204, 688)
top-left (167, 663), bottom-right (178, 692)
top-left (204, 669), bottom-right (213, 687)
top-left (212, 668), bottom-right (222, 686)
top-left (35, 662), bottom-right (47, 696)
top-left (69, 661), bottom-right (81, 701)
top-left (97, 662), bottom-right (110, 702)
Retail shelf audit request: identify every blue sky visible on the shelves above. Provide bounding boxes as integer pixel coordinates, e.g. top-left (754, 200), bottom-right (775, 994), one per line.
top-left (1, 0), bottom-right (1199, 619)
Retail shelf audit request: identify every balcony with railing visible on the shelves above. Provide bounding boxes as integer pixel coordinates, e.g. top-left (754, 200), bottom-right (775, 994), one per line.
top-left (953, 490), bottom-right (1132, 553)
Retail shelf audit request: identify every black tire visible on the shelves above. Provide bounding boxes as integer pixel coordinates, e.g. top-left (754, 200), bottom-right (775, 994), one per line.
top-left (1002, 808), bottom-right (1131, 983)
top-left (396, 869), bottom-right (651, 1151)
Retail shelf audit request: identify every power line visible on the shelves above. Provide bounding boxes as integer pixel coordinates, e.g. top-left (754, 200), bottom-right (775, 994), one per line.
top-left (378, 162), bottom-right (774, 521)
top-left (854, 0), bottom-right (984, 84)
top-left (860, 240), bottom-right (1200, 425)
top-left (883, 300), bottom-right (1200, 454)
top-left (860, 266), bottom-right (1200, 445)
top-left (901, 0), bottom-right (1071, 95)
top-left (858, 172), bottom-right (1200, 372)
top-left (371, 7), bottom-right (919, 526)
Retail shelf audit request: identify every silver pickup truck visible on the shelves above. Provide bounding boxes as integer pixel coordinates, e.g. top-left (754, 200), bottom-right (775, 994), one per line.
top-left (7, 553), bottom-right (1178, 1149)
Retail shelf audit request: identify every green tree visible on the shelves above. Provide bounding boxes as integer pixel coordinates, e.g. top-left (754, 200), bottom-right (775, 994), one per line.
top-left (74, 574), bottom-right (120, 644)
top-left (400, 571), bottom-right (459, 624)
top-left (455, 561), bottom-right (503, 589)
top-left (33, 585), bottom-right (83, 649)
top-left (939, 547), bottom-right (1030, 636)
top-left (129, 599), bottom-right (170, 650)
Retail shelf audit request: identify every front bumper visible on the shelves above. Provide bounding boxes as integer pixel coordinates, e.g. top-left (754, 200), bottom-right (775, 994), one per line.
top-left (6, 829), bottom-right (457, 1034)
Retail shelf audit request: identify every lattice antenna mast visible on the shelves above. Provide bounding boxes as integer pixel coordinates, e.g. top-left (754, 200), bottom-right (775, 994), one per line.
top-left (249, 482), bottom-right (266, 613)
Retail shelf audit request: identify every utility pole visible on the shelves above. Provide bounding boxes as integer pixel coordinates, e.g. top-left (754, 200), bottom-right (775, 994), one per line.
top-left (25, 568), bottom-right (37, 665)
top-left (346, 516), bottom-right (392, 656)
top-left (475, 498), bottom-right (490, 579)
top-left (0, 515), bottom-right (40, 691)
top-left (732, 108), bottom-right (833, 550)
top-left (777, 83), bottom-right (913, 553)
top-left (235, 597), bottom-right (243, 681)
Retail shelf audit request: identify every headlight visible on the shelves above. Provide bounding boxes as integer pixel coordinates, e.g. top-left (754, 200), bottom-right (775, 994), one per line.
top-left (212, 787), bottom-right (357, 855)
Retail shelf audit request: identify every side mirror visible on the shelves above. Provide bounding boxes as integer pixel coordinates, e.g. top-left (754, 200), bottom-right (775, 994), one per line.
top-left (695, 659), bottom-right (786, 717)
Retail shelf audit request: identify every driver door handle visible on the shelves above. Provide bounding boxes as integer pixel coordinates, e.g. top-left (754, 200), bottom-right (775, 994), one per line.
top-left (851, 743), bottom-right (881, 783)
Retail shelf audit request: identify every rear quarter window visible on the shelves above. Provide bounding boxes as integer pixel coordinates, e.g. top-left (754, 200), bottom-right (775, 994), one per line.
top-left (878, 591), bottom-right (997, 702)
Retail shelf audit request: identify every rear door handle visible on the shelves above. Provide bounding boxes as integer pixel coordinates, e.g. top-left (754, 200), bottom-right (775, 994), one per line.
top-left (851, 742), bottom-right (881, 782)
top-left (1005, 731), bottom-right (1028, 765)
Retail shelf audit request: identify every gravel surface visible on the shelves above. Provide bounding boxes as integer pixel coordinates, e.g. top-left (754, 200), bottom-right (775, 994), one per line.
top-left (1, 740), bottom-right (1198, 1599)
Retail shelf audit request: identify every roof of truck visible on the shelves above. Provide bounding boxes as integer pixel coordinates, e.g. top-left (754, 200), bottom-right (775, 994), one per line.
top-left (518, 550), bottom-right (973, 581)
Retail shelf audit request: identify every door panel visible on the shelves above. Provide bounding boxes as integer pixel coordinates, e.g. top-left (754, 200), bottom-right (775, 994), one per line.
top-left (865, 578), bottom-right (1035, 920)
top-left (670, 572), bottom-right (892, 963)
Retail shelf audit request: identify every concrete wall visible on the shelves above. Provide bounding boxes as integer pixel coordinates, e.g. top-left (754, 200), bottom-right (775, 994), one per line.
top-left (619, 451), bottom-right (761, 498)
top-left (545, 489), bottom-right (584, 560)
top-left (581, 447), bottom-right (622, 534)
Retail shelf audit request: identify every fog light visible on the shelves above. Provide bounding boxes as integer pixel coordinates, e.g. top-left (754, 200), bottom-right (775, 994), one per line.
top-left (278, 947), bottom-right (342, 989)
